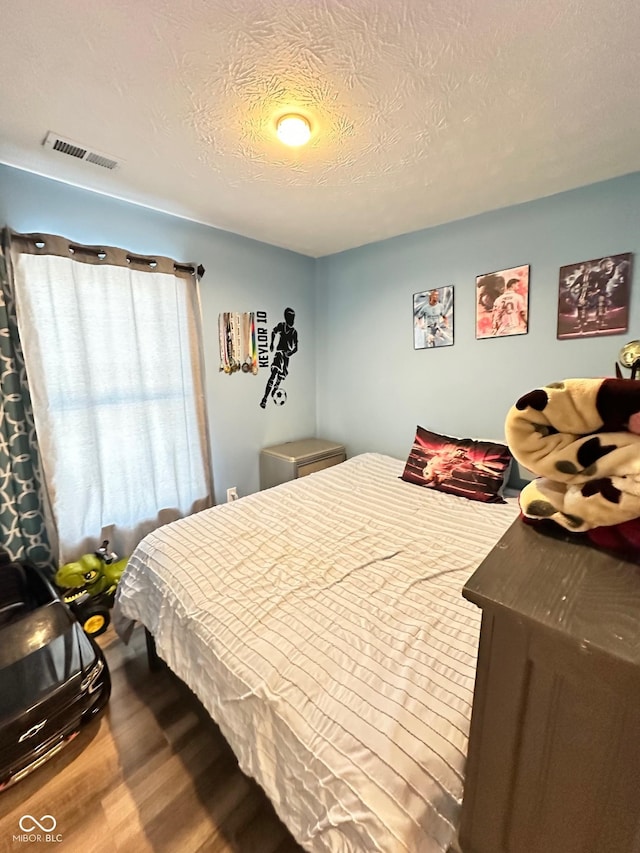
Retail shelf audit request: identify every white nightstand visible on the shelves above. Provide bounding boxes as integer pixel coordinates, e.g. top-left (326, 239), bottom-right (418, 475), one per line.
top-left (259, 438), bottom-right (346, 490)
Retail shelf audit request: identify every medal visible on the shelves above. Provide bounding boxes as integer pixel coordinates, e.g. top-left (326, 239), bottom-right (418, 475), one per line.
top-left (218, 313), bottom-right (230, 374)
top-left (241, 313), bottom-right (253, 374)
top-left (250, 312), bottom-right (258, 374)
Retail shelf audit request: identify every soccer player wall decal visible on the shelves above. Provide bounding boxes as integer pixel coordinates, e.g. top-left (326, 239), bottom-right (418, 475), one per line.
top-left (260, 307), bottom-right (299, 408)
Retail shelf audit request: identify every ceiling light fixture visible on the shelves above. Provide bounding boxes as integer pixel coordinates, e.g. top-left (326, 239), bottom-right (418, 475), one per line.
top-left (276, 114), bottom-right (311, 147)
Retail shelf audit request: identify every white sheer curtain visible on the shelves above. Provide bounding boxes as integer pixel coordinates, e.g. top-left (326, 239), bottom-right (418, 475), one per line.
top-left (10, 234), bottom-right (212, 563)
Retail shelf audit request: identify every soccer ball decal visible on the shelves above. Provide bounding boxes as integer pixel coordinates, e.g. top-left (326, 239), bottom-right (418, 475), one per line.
top-left (272, 388), bottom-right (287, 406)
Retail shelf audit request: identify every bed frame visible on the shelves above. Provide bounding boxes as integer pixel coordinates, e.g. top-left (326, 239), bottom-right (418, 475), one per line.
top-left (144, 626), bottom-right (162, 672)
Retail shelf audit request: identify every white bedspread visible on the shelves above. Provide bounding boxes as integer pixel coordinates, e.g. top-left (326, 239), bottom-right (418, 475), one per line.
top-left (114, 453), bottom-right (519, 852)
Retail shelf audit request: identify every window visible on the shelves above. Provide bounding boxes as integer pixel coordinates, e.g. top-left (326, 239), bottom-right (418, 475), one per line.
top-left (10, 234), bottom-right (212, 563)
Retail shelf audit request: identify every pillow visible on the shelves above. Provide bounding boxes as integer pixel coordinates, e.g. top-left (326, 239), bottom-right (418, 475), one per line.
top-left (400, 426), bottom-right (513, 503)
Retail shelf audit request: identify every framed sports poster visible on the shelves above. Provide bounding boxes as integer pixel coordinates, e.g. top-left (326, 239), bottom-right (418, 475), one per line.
top-left (557, 252), bottom-right (632, 339)
top-left (476, 265), bottom-right (530, 339)
top-left (413, 286), bottom-right (454, 349)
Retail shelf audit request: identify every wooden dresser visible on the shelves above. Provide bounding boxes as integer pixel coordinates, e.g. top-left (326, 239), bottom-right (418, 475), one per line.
top-left (460, 519), bottom-right (640, 853)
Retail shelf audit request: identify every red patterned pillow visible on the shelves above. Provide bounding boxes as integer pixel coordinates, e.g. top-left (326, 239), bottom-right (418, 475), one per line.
top-left (401, 426), bottom-right (513, 503)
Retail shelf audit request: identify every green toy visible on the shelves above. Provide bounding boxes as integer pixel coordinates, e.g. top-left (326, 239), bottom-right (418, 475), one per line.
top-left (55, 553), bottom-right (127, 598)
top-left (54, 541), bottom-right (128, 637)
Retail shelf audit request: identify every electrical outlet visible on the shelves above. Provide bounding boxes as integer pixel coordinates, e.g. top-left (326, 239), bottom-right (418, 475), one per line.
top-left (226, 487), bottom-right (238, 502)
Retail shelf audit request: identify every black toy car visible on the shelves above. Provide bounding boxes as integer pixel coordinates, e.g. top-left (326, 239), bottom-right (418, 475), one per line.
top-left (0, 560), bottom-right (111, 791)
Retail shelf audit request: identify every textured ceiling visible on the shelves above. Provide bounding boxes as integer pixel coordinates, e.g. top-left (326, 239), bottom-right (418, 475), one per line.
top-left (1, 0), bottom-right (640, 257)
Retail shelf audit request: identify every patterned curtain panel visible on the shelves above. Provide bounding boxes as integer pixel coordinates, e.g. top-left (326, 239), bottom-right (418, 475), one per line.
top-left (0, 232), bottom-right (54, 568)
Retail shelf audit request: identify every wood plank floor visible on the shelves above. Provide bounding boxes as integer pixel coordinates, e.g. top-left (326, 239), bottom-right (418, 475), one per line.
top-left (0, 626), bottom-right (306, 853)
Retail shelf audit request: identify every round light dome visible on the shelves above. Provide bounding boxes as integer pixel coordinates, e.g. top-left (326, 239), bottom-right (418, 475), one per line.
top-left (276, 114), bottom-right (311, 147)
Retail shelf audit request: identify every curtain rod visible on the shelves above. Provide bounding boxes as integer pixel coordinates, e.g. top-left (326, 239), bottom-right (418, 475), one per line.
top-left (7, 231), bottom-right (205, 279)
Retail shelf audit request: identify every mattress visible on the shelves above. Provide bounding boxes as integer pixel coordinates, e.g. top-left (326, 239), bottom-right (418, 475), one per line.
top-left (114, 453), bottom-right (519, 852)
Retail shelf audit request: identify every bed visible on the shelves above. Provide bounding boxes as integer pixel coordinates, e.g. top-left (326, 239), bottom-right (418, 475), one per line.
top-left (114, 452), bottom-right (519, 852)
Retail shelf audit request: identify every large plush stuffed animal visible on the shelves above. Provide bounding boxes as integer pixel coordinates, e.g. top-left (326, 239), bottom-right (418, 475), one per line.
top-left (505, 378), bottom-right (640, 544)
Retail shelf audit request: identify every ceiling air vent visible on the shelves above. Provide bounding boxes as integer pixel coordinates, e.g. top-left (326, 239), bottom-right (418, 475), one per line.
top-left (43, 132), bottom-right (122, 170)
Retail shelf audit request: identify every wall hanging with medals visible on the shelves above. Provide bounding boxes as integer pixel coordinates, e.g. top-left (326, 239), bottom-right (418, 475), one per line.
top-left (218, 312), bottom-right (258, 375)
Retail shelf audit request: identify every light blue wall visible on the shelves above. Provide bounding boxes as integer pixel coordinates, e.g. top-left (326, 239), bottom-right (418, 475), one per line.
top-left (316, 173), bottom-right (640, 474)
top-left (3, 164), bottom-right (639, 497)
top-left (0, 164), bottom-right (316, 503)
